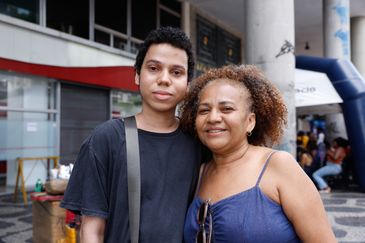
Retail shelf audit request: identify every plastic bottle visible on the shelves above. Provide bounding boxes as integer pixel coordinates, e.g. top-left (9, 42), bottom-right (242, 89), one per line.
top-left (35, 179), bottom-right (43, 192)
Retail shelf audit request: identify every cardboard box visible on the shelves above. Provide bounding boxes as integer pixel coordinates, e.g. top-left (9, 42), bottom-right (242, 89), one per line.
top-left (32, 198), bottom-right (66, 243)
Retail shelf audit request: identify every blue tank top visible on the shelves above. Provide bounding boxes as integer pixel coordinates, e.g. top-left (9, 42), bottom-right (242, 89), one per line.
top-left (184, 151), bottom-right (301, 243)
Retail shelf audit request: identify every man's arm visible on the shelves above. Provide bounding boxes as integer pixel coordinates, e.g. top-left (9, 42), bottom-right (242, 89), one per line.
top-left (80, 215), bottom-right (106, 243)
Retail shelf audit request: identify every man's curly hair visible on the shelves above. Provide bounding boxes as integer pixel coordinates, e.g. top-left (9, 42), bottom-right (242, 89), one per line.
top-left (179, 65), bottom-right (288, 147)
top-left (134, 26), bottom-right (195, 82)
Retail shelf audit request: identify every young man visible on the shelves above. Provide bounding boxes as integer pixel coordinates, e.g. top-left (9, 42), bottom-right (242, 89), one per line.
top-left (61, 27), bottom-right (201, 242)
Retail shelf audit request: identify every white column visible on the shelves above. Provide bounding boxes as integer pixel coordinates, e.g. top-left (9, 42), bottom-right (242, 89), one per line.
top-left (244, 0), bottom-right (296, 155)
top-left (351, 17), bottom-right (365, 78)
top-left (326, 113), bottom-right (348, 142)
top-left (323, 0), bottom-right (349, 141)
top-left (182, 1), bottom-right (191, 37)
top-left (323, 0), bottom-right (350, 59)
top-left (89, 0), bottom-right (95, 41)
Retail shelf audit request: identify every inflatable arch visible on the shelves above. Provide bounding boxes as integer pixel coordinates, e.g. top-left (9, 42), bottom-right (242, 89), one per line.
top-left (296, 55), bottom-right (365, 191)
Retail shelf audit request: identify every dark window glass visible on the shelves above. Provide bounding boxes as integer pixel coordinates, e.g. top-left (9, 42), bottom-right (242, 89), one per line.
top-left (217, 28), bottom-right (241, 66)
top-left (195, 16), bottom-right (241, 76)
top-left (196, 16), bottom-right (217, 66)
top-left (0, 0), bottom-right (39, 23)
top-left (46, 0), bottom-right (89, 39)
top-left (95, 29), bottom-right (110, 46)
top-left (160, 0), bottom-right (181, 13)
top-left (160, 9), bottom-right (180, 28)
top-left (113, 36), bottom-right (128, 50)
top-left (132, 0), bottom-right (156, 40)
top-left (95, 0), bottom-right (127, 34)
top-left (131, 42), bottom-right (142, 54)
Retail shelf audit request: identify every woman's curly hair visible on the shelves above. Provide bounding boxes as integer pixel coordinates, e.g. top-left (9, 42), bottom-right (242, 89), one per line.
top-left (179, 65), bottom-right (288, 147)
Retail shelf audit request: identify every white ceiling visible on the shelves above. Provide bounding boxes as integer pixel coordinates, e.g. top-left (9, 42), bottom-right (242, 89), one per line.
top-left (187, 0), bottom-right (365, 56)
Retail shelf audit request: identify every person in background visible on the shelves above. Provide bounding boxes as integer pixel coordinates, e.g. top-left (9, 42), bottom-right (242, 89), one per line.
top-left (312, 137), bottom-right (348, 193)
top-left (296, 131), bottom-right (304, 150)
top-left (298, 146), bottom-right (314, 175)
top-left (316, 127), bottom-right (325, 145)
top-left (61, 27), bottom-right (201, 242)
top-left (296, 137), bottom-right (312, 172)
top-left (316, 127), bottom-right (327, 167)
top-left (296, 130), bottom-right (309, 149)
top-left (302, 132), bottom-right (320, 178)
top-left (302, 131), bottom-right (310, 148)
top-left (306, 132), bottom-right (318, 158)
top-left (180, 65), bottom-right (336, 243)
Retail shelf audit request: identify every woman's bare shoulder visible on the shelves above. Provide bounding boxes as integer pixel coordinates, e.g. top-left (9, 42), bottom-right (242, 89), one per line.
top-left (267, 150), bottom-right (305, 179)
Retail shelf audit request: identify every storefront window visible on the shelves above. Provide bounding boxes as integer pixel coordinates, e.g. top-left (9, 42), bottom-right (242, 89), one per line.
top-left (0, 111), bottom-right (58, 160)
top-left (0, 72), bottom-right (57, 110)
top-left (0, 71), bottom-right (58, 187)
top-left (0, 0), bottom-right (39, 24)
top-left (111, 90), bottom-right (141, 118)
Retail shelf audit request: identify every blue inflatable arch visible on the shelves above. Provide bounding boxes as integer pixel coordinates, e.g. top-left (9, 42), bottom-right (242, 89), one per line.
top-left (296, 55), bottom-right (365, 191)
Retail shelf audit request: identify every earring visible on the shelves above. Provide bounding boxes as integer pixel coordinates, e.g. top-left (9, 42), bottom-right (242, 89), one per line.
top-left (247, 131), bottom-right (252, 137)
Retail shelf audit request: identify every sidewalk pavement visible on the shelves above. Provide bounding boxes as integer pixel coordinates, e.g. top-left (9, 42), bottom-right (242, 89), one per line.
top-left (0, 190), bottom-right (364, 242)
top-left (322, 190), bottom-right (365, 242)
top-left (0, 193), bottom-right (32, 242)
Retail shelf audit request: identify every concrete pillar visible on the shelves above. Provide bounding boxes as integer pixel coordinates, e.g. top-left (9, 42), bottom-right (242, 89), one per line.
top-left (351, 17), bottom-right (365, 78)
top-left (182, 1), bottom-right (191, 37)
top-left (323, 0), bottom-right (349, 142)
top-left (325, 113), bottom-right (348, 143)
top-left (244, 0), bottom-right (296, 155)
top-left (323, 0), bottom-right (350, 59)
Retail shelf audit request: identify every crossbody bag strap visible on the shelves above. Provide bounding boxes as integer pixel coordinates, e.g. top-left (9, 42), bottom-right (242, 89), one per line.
top-left (124, 116), bottom-right (140, 243)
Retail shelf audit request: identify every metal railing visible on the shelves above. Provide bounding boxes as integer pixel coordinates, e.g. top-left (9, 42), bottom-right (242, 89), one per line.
top-left (94, 24), bottom-right (143, 54)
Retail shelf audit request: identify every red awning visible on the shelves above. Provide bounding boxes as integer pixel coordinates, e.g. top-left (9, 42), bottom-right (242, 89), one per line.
top-left (0, 57), bottom-right (137, 91)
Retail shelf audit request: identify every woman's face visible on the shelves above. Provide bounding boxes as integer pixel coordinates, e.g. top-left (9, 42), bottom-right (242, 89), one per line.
top-left (195, 79), bottom-right (256, 154)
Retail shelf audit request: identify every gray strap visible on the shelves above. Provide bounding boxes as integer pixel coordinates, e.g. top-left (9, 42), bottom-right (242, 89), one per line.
top-left (124, 116), bottom-right (140, 243)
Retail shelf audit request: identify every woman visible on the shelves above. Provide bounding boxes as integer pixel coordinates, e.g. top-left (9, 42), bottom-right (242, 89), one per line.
top-left (180, 65), bottom-right (336, 243)
top-left (312, 137), bottom-right (348, 193)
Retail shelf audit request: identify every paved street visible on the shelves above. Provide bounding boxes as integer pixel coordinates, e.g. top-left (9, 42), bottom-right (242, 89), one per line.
top-left (0, 193), bottom-right (32, 243)
top-left (322, 190), bottom-right (365, 243)
top-left (0, 190), bottom-right (364, 242)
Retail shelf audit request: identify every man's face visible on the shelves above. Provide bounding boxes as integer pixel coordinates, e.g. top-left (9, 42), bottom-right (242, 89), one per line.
top-left (135, 43), bottom-right (189, 113)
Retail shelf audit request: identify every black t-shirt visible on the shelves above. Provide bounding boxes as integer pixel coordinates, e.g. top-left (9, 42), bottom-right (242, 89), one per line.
top-left (61, 119), bottom-right (201, 242)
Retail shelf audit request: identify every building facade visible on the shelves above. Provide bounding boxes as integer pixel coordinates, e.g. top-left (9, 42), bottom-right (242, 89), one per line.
top-left (0, 0), bottom-right (242, 187)
top-left (2, 0), bottom-right (365, 190)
